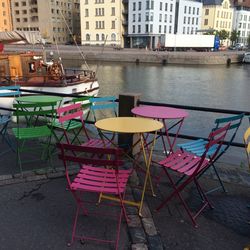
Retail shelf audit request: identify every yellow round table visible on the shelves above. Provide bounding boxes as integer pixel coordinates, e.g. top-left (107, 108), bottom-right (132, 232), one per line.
top-left (95, 117), bottom-right (163, 216)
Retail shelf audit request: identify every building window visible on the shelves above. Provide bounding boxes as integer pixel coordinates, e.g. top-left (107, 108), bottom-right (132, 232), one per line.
top-left (146, 1), bottom-right (149, 10)
top-left (85, 9), bottom-right (89, 17)
top-left (138, 25), bottom-right (141, 33)
top-left (164, 25), bottom-right (167, 33)
top-left (15, 2), bottom-right (19, 7)
top-left (183, 26), bottom-right (185, 34)
top-left (170, 4), bottom-right (173, 12)
top-left (193, 7), bottom-right (195, 15)
top-left (151, 1), bottom-right (154, 10)
top-left (145, 24), bottom-right (149, 32)
top-left (133, 14), bottom-right (136, 22)
top-left (23, 18), bottom-right (28, 22)
top-left (204, 19), bottom-right (208, 25)
top-left (111, 20), bottom-right (115, 29)
top-left (138, 2), bottom-right (141, 10)
top-left (184, 6), bottom-right (186, 14)
top-left (133, 25), bottom-right (135, 33)
top-left (86, 34), bottom-right (90, 41)
top-left (170, 15), bottom-right (172, 23)
top-left (85, 0), bottom-right (88, 4)
top-left (96, 34), bottom-right (99, 41)
top-left (165, 3), bottom-right (168, 11)
top-left (22, 1), bottom-right (26, 6)
top-left (138, 13), bottom-right (141, 22)
top-left (150, 24), bottom-right (153, 32)
top-left (164, 14), bottom-right (167, 22)
top-left (184, 16), bottom-right (186, 24)
top-left (169, 26), bottom-right (172, 33)
top-left (23, 10), bottom-right (27, 14)
top-left (160, 2), bottom-right (162, 10)
top-left (159, 25), bottom-right (161, 33)
top-left (192, 17), bottom-right (194, 24)
top-left (86, 21), bottom-right (89, 29)
top-left (15, 10), bottom-right (20, 15)
top-left (111, 7), bottom-right (115, 16)
top-left (146, 12), bottom-right (149, 21)
top-left (102, 34), bottom-right (105, 41)
top-left (189, 7), bottom-right (191, 14)
top-left (196, 18), bottom-right (198, 25)
top-left (205, 9), bottom-right (209, 15)
top-left (133, 2), bottom-right (136, 11)
top-left (159, 14), bottom-right (162, 22)
top-left (111, 33), bottom-right (116, 41)
top-left (197, 8), bottom-right (199, 15)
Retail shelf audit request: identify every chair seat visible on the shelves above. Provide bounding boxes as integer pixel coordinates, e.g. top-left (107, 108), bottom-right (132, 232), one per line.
top-left (12, 125), bottom-right (52, 139)
top-left (159, 149), bottom-right (209, 176)
top-left (82, 138), bottom-right (113, 148)
top-left (51, 119), bottom-right (82, 131)
top-left (71, 165), bottom-right (131, 194)
top-left (177, 139), bottom-right (226, 157)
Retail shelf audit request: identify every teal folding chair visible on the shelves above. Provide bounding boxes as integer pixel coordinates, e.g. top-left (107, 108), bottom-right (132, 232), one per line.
top-left (0, 85), bottom-right (20, 153)
top-left (12, 100), bottom-right (57, 174)
top-left (87, 96), bottom-right (118, 141)
top-left (177, 113), bottom-right (244, 194)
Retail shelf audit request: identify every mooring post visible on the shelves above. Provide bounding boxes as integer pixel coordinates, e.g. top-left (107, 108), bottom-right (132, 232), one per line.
top-left (118, 92), bottom-right (141, 156)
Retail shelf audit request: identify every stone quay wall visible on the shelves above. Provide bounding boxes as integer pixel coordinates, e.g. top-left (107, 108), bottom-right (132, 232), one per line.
top-left (60, 49), bottom-right (245, 65)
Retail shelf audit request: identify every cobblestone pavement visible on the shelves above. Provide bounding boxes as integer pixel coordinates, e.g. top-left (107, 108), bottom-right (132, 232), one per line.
top-left (0, 134), bottom-right (249, 249)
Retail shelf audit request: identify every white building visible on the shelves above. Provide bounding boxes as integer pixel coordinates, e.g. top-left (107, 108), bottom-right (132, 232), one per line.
top-left (128, 0), bottom-right (176, 49)
top-left (233, 6), bottom-right (250, 45)
top-left (176, 0), bottom-right (202, 34)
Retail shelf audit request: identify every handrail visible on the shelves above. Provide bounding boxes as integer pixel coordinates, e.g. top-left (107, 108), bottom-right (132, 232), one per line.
top-left (138, 100), bottom-right (250, 116)
top-left (139, 100), bottom-right (249, 148)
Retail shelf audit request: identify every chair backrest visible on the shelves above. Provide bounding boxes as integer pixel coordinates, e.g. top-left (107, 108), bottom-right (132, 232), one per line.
top-left (88, 96), bottom-right (118, 122)
top-left (56, 102), bottom-right (90, 142)
top-left (13, 101), bottom-right (57, 126)
top-left (57, 143), bottom-right (124, 186)
top-left (213, 113), bottom-right (244, 151)
top-left (72, 96), bottom-right (92, 116)
top-left (243, 127), bottom-right (250, 170)
top-left (0, 85), bottom-right (20, 97)
top-left (194, 123), bottom-right (230, 176)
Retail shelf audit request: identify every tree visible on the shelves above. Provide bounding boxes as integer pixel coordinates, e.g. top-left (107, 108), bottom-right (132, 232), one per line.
top-left (247, 34), bottom-right (250, 48)
top-left (230, 29), bottom-right (240, 45)
top-left (218, 29), bottom-right (229, 43)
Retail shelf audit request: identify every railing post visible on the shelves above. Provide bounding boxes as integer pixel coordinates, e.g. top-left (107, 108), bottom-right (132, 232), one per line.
top-left (118, 93), bottom-right (141, 156)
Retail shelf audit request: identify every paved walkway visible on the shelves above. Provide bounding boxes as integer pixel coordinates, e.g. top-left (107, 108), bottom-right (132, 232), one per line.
top-left (0, 131), bottom-right (249, 249)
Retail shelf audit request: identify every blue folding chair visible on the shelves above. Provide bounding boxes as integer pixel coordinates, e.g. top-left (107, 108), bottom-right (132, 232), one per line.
top-left (0, 85), bottom-right (21, 153)
top-left (177, 113), bottom-right (244, 194)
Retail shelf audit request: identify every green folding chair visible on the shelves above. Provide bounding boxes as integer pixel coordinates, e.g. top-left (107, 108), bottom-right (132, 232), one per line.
top-left (12, 100), bottom-right (57, 174)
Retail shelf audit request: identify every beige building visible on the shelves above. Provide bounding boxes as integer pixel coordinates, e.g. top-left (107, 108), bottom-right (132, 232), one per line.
top-left (202, 0), bottom-right (234, 45)
top-left (11, 0), bottom-right (80, 44)
top-left (0, 0), bottom-right (12, 31)
top-left (80, 0), bottom-right (127, 47)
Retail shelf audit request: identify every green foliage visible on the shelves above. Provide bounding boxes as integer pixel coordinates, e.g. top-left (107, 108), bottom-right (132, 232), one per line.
top-left (247, 34), bottom-right (250, 48)
top-left (230, 29), bottom-right (240, 45)
top-left (218, 29), bottom-right (229, 41)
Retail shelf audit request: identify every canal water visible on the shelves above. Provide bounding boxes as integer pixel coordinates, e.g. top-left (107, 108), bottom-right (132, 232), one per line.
top-left (65, 60), bottom-right (250, 165)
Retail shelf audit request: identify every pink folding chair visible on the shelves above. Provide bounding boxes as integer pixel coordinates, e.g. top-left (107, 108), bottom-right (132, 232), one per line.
top-left (156, 123), bottom-right (230, 227)
top-left (57, 143), bottom-right (132, 249)
top-left (54, 102), bottom-right (113, 148)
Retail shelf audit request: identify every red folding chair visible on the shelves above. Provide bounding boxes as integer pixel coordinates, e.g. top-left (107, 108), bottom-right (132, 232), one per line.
top-left (156, 123), bottom-right (230, 227)
top-left (57, 143), bottom-right (132, 249)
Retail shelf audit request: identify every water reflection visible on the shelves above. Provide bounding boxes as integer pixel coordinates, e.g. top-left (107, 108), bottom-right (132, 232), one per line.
top-left (64, 60), bottom-right (250, 155)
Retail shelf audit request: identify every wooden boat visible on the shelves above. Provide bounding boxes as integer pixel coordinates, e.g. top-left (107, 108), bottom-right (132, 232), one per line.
top-left (0, 31), bottom-right (99, 113)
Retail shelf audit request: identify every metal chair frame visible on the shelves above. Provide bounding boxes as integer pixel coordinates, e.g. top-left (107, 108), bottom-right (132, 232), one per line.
top-left (156, 123), bottom-right (230, 227)
top-left (57, 143), bottom-right (131, 249)
top-left (177, 113), bottom-right (244, 194)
